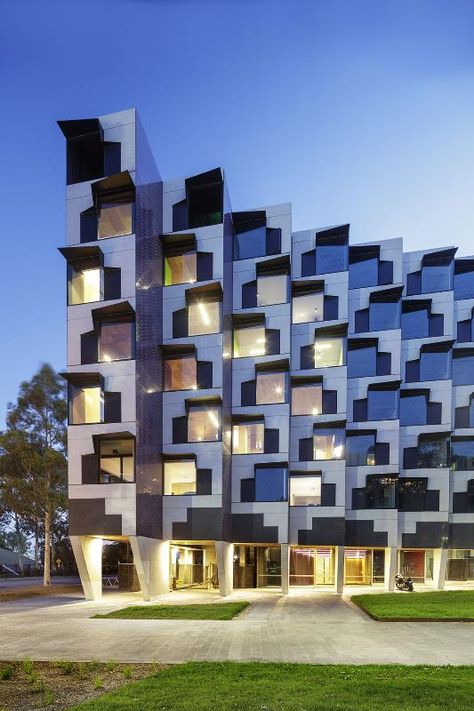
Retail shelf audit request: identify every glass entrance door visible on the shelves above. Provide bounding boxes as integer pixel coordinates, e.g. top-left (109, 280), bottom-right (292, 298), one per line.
top-left (290, 548), bottom-right (314, 585)
top-left (344, 549), bottom-right (372, 584)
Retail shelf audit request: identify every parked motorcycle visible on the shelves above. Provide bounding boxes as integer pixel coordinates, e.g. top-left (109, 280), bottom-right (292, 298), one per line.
top-left (395, 573), bottom-right (414, 592)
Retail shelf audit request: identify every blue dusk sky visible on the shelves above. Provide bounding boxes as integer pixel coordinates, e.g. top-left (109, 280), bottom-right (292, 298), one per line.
top-left (1, 0), bottom-right (474, 423)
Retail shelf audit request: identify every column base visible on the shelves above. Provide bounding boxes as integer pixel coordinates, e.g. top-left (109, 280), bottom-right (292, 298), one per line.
top-left (129, 537), bottom-right (170, 601)
top-left (70, 536), bottom-right (103, 601)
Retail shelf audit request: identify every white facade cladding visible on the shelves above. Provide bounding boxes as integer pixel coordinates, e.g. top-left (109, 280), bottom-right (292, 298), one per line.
top-left (59, 109), bottom-right (474, 600)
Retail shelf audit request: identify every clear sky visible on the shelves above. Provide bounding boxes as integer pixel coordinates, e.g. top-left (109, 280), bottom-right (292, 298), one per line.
top-left (1, 0), bottom-right (474, 424)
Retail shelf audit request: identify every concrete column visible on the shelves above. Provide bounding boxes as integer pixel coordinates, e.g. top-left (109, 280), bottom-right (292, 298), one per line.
top-left (215, 541), bottom-right (233, 596)
top-left (384, 546), bottom-right (398, 592)
top-left (433, 548), bottom-right (448, 590)
top-left (335, 546), bottom-right (345, 594)
top-left (129, 537), bottom-right (170, 601)
top-left (281, 544), bottom-right (290, 594)
top-left (70, 536), bottom-right (103, 601)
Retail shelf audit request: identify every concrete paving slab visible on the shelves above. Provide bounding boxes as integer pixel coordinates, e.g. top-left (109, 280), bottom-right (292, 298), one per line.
top-left (1, 589), bottom-right (473, 665)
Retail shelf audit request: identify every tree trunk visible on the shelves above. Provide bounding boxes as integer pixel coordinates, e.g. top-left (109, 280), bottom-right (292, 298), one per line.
top-left (43, 507), bottom-right (51, 586)
top-left (34, 526), bottom-right (40, 571)
top-left (14, 514), bottom-right (24, 576)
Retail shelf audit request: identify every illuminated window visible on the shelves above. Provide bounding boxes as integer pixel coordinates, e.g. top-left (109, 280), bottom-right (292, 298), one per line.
top-left (188, 300), bottom-right (221, 336)
top-left (98, 201), bottom-right (133, 239)
top-left (99, 438), bottom-right (134, 483)
top-left (69, 385), bottom-right (102, 424)
top-left (314, 337), bottom-right (344, 368)
top-left (234, 325), bottom-right (266, 358)
top-left (164, 354), bottom-right (197, 391)
top-left (289, 475), bottom-right (321, 506)
top-left (292, 384), bottom-right (322, 416)
top-left (99, 320), bottom-right (135, 362)
top-left (292, 292), bottom-right (324, 324)
top-left (257, 273), bottom-right (287, 306)
top-left (188, 405), bottom-right (221, 442)
top-left (68, 267), bottom-right (101, 305)
top-left (313, 428), bottom-right (345, 460)
top-left (164, 460), bottom-right (197, 495)
top-left (232, 422), bottom-right (264, 454)
top-left (256, 371), bottom-right (286, 405)
top-left (164, 251), bottom-right (197, 286)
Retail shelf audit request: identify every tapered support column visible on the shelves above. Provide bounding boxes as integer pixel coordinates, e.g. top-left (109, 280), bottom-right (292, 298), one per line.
top-left (384, 546), bottom-right (398, 591)
top-left (70, 536), bottom-right (103, 601)
top-left (129, 537), bottom-right (170, 601)
top-left (215, 541), bottom-right (233, 596)
top-left (433, 548), bottom-right (448, 590)
top-left (281, 544), bottom-right (290, 594)
top-left (335, 546), bottom-right (345, 594)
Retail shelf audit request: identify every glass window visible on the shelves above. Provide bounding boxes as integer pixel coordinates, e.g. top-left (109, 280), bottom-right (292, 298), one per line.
top-left (292, 292), bottom-right (324, 324)
top-left (411, 436), bottom-right (449, 468)
top-left (451, 440), bottom-right (474, 471)
top-left (402, 308), bottom-right (430, 340)
top-left (349, 258), bottom-right (378, 289)
top-left (366, 476), bottom-right (397, 508)
top-left (69, 385), bottom-right (102, 424)
top-left (292, 384), bottom-right (322, 416)
top-left (164, 354), bottom-right (197, 391)
top-left (99, 438), bottom-right (134, 483)
top-left (256, 371), bottom-right (286, 405)
top-left (400, 394), bottom-right (427, 426)
top-left (98, 201), bottom-right (133, 239)
top-left (234, 227), bottom-right (266, 260)
top-left (454, 271), bottom-right (474, 300)
top-left (164, 460), bottom-right (196, 495)
top-left (346, 433), bottom-right (376, 466)
top-left (99, 320), bottom-right (134, 362)
top-left (316, 246), bottom-right (346, 274)
top-left (347, 345), bottom-right (377, 378)
top-left (257, 273), bottom-right (287, 306)
top-left (289, 475), bottom-right (321, 506)
top-left (314, 337), bottom-right (344, 368)
top-left (233, 325), bottom-right (266, 358)
top-left (419, 351), bottom-right (450, 381)
top-left (422, 265), bottom-right (451, 294)
top-left (164, 251), bottom-right (197, 286)
top-left (188, 300), bottom-right (221, 336)
top-left (313, 427), bottom-right (345, 460)
top-left (367, 389), bottom-right (398, 420)
top-left (369, 301), bottom-right (399, 331)
top-left (453, 354), bottom-right (474, 386)
top-left (188, 405), bottom-right (221, 442)
top-left (255, 466), bottom-right (287, 502)
top-left (232, 422), bottom-right (264, 454)
top-left (68, 267), bottom-right (101, 305)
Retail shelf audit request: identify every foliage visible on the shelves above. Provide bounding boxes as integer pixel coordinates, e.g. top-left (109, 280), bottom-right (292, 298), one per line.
top-left (93, 602), bottom-right (249, 621)
top-left (0, 364), bottom-right (67, 584)
top-left (352, 590), bottom-right (474, 620)
top-left (0, 665), bottom-right (13, 680)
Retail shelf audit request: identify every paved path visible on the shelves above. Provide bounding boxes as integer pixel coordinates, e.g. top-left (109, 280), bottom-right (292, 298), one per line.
top-left (1, 589), bottom-right (473, 665)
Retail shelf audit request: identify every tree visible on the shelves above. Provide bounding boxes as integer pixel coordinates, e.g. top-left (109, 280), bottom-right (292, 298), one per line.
top-left (0, 364), bottom-right (67, 585)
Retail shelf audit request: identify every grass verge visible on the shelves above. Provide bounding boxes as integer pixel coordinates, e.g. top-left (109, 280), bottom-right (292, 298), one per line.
top-left (69, 662), bottom-right (474, 711)
top-left (352, 590), bottom-right (474, 621)
top-left (93, 602), bottom-right (249, 621)
top-left (0, 584), bottom-right (82, 603)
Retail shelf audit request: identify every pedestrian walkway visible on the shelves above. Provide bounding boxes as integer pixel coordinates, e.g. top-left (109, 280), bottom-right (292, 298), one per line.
top-left (1, 589), bottom-right (473, 665)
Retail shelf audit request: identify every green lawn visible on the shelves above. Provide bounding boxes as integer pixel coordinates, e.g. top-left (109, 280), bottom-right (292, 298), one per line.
top-left (93, 602), bottom-right (249, 621)
top-left (69, 662), bottom-right (474, 710)
top-left (352, 590), bottom-right (474, 620)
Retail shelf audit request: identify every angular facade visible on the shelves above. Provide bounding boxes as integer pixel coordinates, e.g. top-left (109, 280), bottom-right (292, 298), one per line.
top-left (59, 109), bottom-right (474, 600)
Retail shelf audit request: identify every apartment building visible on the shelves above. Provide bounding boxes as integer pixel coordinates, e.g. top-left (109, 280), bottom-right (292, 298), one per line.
top-left (59, 109), bottom-right (474, 600)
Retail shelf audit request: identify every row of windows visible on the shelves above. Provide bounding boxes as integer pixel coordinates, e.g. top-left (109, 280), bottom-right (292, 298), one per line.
top-left (85, 430), bottom-right (474, 496)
